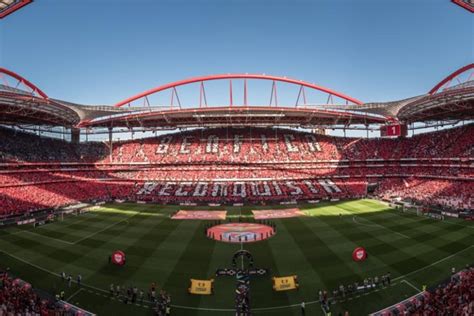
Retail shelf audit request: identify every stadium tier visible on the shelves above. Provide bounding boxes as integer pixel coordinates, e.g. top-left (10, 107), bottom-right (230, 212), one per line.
top-left (0, 125), bottom-right (472, 217)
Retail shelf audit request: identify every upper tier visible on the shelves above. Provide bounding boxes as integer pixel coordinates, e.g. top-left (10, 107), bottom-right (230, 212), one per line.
top-left (0, 125), bottom-right (472, 164)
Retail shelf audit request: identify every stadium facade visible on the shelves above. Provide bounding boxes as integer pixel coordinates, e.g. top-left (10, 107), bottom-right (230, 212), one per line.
top-left (1, 64), bottom-right (473, 139)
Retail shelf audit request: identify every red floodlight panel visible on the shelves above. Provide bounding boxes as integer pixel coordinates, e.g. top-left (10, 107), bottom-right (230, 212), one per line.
top-left (452, 0), bottom-right (474, 13)
top-left (0, 0), bottom-right (32, 19)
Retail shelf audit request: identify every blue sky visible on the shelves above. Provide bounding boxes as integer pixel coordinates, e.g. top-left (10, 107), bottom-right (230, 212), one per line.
top-left (0, 0), bottom-right (473, 108)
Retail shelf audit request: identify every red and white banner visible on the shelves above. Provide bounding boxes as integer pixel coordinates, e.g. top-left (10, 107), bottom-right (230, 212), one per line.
top-left (207, 223), bottom-right (274, 243)
top-left (252, 208), bottom-right (305, 219)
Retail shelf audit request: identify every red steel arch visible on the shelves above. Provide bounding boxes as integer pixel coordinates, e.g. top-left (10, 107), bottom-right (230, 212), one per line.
top-left (0, 67), bottom-right (49, 99)
top-left (429, 63), bottom-right (474, 95)
top-left (114, 74), bottom-right (363, 107)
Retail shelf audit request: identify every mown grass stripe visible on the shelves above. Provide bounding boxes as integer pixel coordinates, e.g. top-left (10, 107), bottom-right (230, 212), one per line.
top-left (161, 221), bottom-right (217, 307)
top-left (1, 199), bottom-right (472, 316)
top-left (82, 211), bottom-right (180, 288)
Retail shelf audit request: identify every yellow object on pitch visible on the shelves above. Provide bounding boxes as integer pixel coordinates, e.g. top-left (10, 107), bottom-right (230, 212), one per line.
top-left (188, 279), bottom-right (214, 295)
top-left (272, 275), bottom-right (299, 291)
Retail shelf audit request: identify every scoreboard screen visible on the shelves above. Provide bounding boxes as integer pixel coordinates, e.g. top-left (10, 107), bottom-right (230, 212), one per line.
top-left (381, 124), bottom-right (407, 137)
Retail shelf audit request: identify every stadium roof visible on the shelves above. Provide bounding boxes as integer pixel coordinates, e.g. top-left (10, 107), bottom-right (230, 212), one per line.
top-left (0, 64), bottom-right (473, 129)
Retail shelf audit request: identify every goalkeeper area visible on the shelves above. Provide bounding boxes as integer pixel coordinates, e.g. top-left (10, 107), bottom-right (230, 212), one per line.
top-left (0, 199), bottom-right (472, 316)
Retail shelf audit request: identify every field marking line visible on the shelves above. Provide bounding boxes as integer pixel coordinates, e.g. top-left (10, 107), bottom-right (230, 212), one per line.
top-left (0, 250), bottom-right (110, 295)
top-left (393, 245), bottom-right (474, 281)
top-left (238, 208), bottom-right (244, 269)
top-left (4, 212), bottom-right (135, 246)
top-left (320, 304), bottom-right (328, 316)
top-left (0, 249), bottom-right (234, 312)
top-left (352, 216), bottom-right (379, 228)
top-left (334, 203), bottom-right (411, 239)
top-left (389, 209), bottom-right (474, 230)
top-left (0, 248), bottom-right (315, 312)
top-left (164, 304), bottom-right (234, 312)
top-left (25, 231), bottom-right (75, 245)
top-left (401, 279), bottom-right (421, 292)
top-left (369, 289), bottom-right (425, 316)
top-left (254, 281), bottom-right (404, 312)
top-left (352, 215), bottom-right (410, 239)
top-left (434, 219), bottom-right (474, 229)
top-left (35, 211), bottom-right (102, 230)
top-left (252, 300), bottom-right (319, 311)
top-left (6, 230), bottom-right (75, 245)
top-left (72, 215), bottom-right (134, 245)
top-left (0, 249), bottom-right (420, 313)
top-left (66, 288), bottom-right (83, 301)
top-left (2, 244), bottom-right (472, 313)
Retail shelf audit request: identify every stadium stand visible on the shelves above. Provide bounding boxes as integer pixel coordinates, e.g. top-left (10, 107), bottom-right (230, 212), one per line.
top-left (0, 124), bottom-right (472, 216)
top-left (373, 267), bottom-right (474, 316)
top-left (410, 267), bottom-right (474, 315)
top-left (0, 268), bottom-right (92, 316)
top-left (374, 178), bottom-right (473, 211)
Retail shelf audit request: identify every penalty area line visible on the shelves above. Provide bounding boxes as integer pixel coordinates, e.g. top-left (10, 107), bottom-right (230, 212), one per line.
top-left (401, 279), bottom-right (421, 292)
top-left (351, 215), bottom-right (410, 239)
top-left (72, 215), bottom-right (134, 245)
top-left (9, 230), bottom-right (74, 245)
top-left (0, 250), bottom-right (110, 295)
top-left (66, 288), bottom-right (84, 302)
top-left (389, 209), bottom-right (474, 230)
top-left (4, 213), bottom-right (136, 246)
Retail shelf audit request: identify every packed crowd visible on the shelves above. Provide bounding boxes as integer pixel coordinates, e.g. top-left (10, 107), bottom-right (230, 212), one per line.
top-left (0, 163), bottom-right (471, 187)
top-left (0, 181), bottom-right (136, 217)
top-left (1, 125), bottom-right (472, 164)
top-left (375, 178), bottom-right (473, 210)
top-left (407, 267), bottom-right (473, 315)
top-left (0, 127), bottom-right (106, 163)
top-left (105, 125), bottom-right (473, 163)
top-left (0, 179), bottom-right (367, 216)
top-left (376, 267), bottom-right (474, 316)
top-left (0, 270), bottom-right (72, 316)
top-left (0, 125), bottom-right (472, 216)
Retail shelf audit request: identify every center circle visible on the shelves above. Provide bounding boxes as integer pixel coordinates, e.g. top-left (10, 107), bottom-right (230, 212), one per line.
top-left (207, 223), bottom-right (275, 243)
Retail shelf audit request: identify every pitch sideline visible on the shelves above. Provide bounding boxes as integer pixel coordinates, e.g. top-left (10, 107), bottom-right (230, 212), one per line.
top-left (0, 246), bottom-right (471, 312)
top-left (5, 214), bottom-right (135, 246)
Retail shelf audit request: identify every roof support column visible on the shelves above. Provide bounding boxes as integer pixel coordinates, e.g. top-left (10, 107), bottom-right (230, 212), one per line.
top-left (108, 127), bottom-right (113, 162)
top-left (71, 128), bottom-right (80, 144)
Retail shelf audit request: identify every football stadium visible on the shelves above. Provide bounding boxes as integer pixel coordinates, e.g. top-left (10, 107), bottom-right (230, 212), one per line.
top-left (0, 1), bottom-right (473, 316)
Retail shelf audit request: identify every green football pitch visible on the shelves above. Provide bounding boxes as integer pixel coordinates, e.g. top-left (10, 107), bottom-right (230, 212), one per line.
top-left (0, 199), bottom-right (473, 315)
